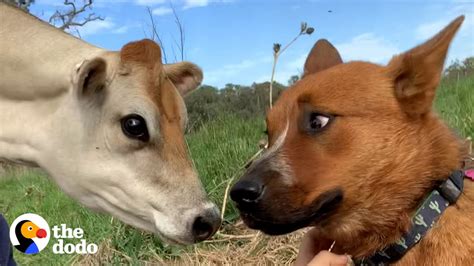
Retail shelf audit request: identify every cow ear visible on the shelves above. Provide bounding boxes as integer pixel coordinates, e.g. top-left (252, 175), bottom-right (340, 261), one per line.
top-left (74, 58), bottom-right (107, 99)
top-left (120, 39), bottom-right (162, 69)
top-left (164, 62), bottom-right (203, 96)
top-left (303, 39), bottom-right (342, 77)
top-left (386, 16), bottom-right (464, 116)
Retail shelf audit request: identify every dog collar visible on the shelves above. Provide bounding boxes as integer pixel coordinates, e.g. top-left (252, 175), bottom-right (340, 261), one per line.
top-left (355, 169), bottom-right (469, 266)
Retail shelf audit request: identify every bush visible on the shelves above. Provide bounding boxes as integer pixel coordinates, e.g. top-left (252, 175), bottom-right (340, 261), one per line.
top-left (185, 82), bottom-right (286, 131)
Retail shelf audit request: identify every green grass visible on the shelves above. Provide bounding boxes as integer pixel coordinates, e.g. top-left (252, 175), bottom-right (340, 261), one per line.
top-left (0, 77), bottom-right (472, 265)
top-left (187, 116), bottom-right (265, 219)
top-left (434, 76), bottom-right (474, 139)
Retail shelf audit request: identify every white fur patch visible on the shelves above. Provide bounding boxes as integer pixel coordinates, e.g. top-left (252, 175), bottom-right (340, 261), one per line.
top-left (263, 120), bottom-right (289, 158)
top-left (259, 120), bottom-right (294, 185)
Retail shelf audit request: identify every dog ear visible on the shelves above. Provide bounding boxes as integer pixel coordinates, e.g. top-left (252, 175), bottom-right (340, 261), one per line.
top-left (386, 16), bottom-right (464, 116)
top-left (303, 39), bottom-right (342, 77)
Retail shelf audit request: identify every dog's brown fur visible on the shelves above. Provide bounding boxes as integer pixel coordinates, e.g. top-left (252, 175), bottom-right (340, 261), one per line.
top-left (233, 16), bottom-right (474, 265)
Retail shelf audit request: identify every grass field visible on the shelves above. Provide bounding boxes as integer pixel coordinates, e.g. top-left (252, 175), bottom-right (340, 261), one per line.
top-left (0, 76), bottom-right (472, 265)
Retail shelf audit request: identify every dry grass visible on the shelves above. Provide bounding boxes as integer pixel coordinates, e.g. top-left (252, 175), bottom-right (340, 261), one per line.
top-left (76, 221), bottom-right (307, 265)
top-left (177, 222), bottom-right (306, 265)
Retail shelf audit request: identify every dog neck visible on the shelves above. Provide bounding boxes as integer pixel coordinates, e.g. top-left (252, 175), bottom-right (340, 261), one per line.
top-left (356, 169), bottom-right (468, 265)
top-left (325, 117), bottom-right (468, 259)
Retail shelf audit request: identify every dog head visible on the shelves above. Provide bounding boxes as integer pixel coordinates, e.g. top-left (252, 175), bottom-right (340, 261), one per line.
top-left (231, 16), bottom-right (465, 249)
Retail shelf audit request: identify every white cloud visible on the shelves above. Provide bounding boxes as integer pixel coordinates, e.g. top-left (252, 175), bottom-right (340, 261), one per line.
top-left (336, 33), bottom-right (399, 63)
top-left (416, 20), bottom-right (451, 40)
top-left (152, 6), bottom-right (173, 16)
top-left (222, 58), bottom-right (268, 71)
top-left (38, 0), bottom-right (129, 6)
top-left (452, 0), bottom-right (473, 3)
top-left (35, 0), bottom-right (67, 6)
top-left (205, 56), bottom-right (272, 84)
top-left (263, 33), bottom-right (399, 85)
top-left (206, 52), bottom-right (305, 87)
top-left (132, 0), bottom-right (232, 10)
top-left (71, 18), bottom-right (136, 37)
top-left (112, 25), bottom-right (130, 34)
top-left (183, 0), bottom-right (209, 9)
top-left (254, 69), bottom-right (301, 86)
top-left (135, 0), bottom-right (167, 6)
top-left (416, 3), bottom-right (473, 40)
top-left (74, 19), bottom-right (115, 37)
top-left (182, 0), bottom-right (233, 9)
top-left (285, 53), bottom-right (307, 70)
top-left (255, 53), bottom-right (306, 85)
top-left (414, 3), bottom-right (473, 64)
top-left (95, 0), bottom-right (130, 5)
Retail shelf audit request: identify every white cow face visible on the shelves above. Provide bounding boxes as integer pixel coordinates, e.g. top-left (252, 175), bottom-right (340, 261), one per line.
top-left (40, 39), bottom-right (220, 245)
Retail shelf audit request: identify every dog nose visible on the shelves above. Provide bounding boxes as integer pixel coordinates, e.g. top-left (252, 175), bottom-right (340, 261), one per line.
top-left (230, 180), bottom-right (264, 204)
top-left (192, 208), bottom-right (221, 242)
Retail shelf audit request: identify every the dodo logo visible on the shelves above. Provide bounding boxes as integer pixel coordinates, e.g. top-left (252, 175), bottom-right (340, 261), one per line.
top-left (9, 213), bottom-right (50, 255)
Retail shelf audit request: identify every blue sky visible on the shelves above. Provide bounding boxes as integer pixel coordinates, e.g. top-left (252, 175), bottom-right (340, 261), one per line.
top-left (31, 0), bottom-right (474, 88)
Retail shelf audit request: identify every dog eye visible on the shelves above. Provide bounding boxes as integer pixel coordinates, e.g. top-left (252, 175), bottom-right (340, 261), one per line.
top-left (121, 114), bottom-right (149, 142)
top-left (307, 113), bottom-right (331, 133)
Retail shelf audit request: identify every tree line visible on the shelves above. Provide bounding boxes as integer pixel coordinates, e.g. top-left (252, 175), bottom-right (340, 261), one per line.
top-left (444, 57), bottom-right (474, 81)
top-left (185, 82), bottom-right (286, 131)
top-left (185, 57), bottom-right (474, 132)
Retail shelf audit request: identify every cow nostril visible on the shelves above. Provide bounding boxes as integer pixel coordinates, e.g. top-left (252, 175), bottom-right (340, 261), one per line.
top-left (192, 216), bottom-right (212, 241)
top-left (192, 210), bottom-right (221, 242)
top-left (230, 180), bottom-right (264, 203)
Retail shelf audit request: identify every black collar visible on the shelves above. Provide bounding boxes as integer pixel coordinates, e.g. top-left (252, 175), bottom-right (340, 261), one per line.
top-left (355, 170), bottom-right (467, 266)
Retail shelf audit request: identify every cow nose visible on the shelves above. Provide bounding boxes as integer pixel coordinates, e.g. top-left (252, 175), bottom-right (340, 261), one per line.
top-left (230, 180), bottom-right (264, 204)
top-left (192, 208), bottom-right (221, 242)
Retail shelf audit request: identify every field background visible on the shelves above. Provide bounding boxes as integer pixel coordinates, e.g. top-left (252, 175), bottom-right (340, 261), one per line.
top-left (0, 72), bottom-right (473, 264)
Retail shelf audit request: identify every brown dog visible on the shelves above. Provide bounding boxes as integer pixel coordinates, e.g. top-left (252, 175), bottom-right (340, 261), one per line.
top-left (231, 16), bottom-right (474, 265)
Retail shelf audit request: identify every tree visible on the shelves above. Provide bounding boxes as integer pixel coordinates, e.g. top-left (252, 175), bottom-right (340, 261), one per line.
top-left (48, 0), bottom-right (104, 37)
top-left (288, 75), bottom-right (299, 86)
top-left (3, 0), bottom-right (34, 11)
top-left (4, 0), bottom-right (102, 37)
top-left (171, 3), bottom-right (185, 61)
top-left (444, 56), bottom-right (474, 80)
top-left (462, 57), bottom-right (474, 72)
top-left (146, 4), bottom-right (185, 63)
top-left (184, 81), bottom-right (289, 132)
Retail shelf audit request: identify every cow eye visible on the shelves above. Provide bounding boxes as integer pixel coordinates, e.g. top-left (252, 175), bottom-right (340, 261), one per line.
top-left (121, 114), bottom-right (149, 142)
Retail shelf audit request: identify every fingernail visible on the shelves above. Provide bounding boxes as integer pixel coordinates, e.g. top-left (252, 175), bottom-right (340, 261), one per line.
top-left (346, 255), bottom-right (355, 266)
top-left (335, 255), bottom-right (349, 264)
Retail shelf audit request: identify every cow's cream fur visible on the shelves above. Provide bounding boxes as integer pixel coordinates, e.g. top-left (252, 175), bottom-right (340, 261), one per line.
top-left (0, 3), bottom-right (219, 244)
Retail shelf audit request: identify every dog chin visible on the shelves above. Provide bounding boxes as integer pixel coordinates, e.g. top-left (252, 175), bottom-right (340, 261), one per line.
top-left (238, 188), bottom-right (344, 235)
top-left (240, 212), bottom-right (311, 235)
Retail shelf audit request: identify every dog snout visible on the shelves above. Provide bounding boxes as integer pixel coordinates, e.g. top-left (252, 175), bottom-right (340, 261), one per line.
top-left (191, 207), bottom-right (221, 242)
top-left (230, 180), bottom-right (265, 204)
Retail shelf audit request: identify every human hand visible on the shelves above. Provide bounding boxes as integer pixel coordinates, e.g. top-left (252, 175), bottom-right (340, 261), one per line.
top-left (294, 228), bottom-right (352, 266)
top-left (306, 250), bottom-right (349, 266)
